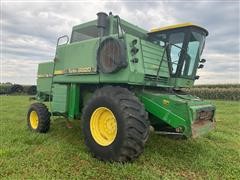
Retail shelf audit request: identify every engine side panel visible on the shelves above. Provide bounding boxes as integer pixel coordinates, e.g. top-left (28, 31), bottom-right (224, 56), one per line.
top-left (37, 62), bottom-right (54, 94)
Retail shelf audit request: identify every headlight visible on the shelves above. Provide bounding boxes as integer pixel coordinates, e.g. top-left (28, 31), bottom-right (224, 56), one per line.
top-left (196, 109), bottom-right (214, 121)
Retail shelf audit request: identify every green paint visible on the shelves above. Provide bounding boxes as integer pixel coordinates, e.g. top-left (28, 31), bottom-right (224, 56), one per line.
top-left (37, 62), bottom-right (53, 93)
top-left (35, 12), bottom-right (215, 138)
top-left (52, 84), bottom-right (68, 113)
top-left (137, 90), bottom-right (215, 137)
top-left (68, 84), bottom-right (80, 119)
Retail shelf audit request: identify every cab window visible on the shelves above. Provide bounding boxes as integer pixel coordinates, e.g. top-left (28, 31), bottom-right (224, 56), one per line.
top-left (71, 25), bottom-right (99, 43)
top-left (181, 31), bottom-right (205, 77)
top-left (168, 32), bottom-right (185, 74)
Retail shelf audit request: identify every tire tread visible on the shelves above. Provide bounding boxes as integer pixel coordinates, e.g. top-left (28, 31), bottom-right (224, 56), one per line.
top-left (82, 86), bottom-right (149, 162)
top-left (28, 103), bottom-right (50, 133)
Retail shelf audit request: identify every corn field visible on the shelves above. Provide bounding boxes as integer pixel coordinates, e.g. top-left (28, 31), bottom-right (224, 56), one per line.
top-left (1, 83), bottom-right (239, 101)
top-left (185, 84), bottom-right (240, 101)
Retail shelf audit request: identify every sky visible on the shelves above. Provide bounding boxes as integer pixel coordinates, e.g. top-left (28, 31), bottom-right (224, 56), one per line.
top-left (1, 0), bottom-right (240, 85)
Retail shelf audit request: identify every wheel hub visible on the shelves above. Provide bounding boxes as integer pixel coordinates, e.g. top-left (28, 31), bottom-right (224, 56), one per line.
top-left (30, 111), bottom-right (39, 129)
top-left (90, 107), bottom-right (117, 146)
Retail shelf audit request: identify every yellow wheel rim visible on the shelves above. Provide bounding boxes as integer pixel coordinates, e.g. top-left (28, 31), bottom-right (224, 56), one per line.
top-left (30, 111), bottom-right (39, 129)
top-left (90, 107), bottom-right (117, 146)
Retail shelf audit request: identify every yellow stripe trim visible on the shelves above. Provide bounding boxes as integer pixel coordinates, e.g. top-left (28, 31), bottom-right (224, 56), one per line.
top-left (37, 74), bottom-right (53, 78)
top-left (54, 70), bottom-right (64, 75)
top-left (150, 22), bottom-right (201, 32)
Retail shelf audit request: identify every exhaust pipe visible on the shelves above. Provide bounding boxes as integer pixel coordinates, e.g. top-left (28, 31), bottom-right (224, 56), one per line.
top-left (97, 12), bottom-right (108, 38)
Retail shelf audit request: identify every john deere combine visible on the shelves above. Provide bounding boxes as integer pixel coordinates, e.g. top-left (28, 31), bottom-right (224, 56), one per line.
top-left (27, 12), bottom-right (215, 162)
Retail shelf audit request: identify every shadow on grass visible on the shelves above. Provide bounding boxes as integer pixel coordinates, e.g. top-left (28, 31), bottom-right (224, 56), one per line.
top-left (47, 117), bottom-right (210, 165)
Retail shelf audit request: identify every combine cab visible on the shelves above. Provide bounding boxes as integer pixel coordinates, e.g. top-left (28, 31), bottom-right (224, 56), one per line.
top-left (27, 12), bottom-right (215, 162)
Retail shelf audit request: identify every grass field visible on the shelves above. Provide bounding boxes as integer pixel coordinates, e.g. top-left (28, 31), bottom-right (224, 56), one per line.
top-left (0, 96), bottom-right (240, 179)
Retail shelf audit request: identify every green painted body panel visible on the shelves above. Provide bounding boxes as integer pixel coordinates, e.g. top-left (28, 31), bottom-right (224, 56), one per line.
top-left (68, 84), bottom-right (80, 119)
top-left (37, 62), bottom-right (53, 93)
top-left (53, 75), bottom-right (99, 83)
top-left (51, 32), bottom-right (170, 86)
top-left (140, 40), bottom-right (169, 78)
top-left (37, 78), bottom-right (52, 94)
top-left (137, 90), bottom-right (215, 137)
top-left (125, 34), bottom-right (145, 84)
top-left (119, 19), bottom-right (148, 39)
top-left (55, 38), bottom-right (99, 73)
top-left (169, 78), bottom-right (194, 87)
top-left (52, 84), bottom-right (68, 113)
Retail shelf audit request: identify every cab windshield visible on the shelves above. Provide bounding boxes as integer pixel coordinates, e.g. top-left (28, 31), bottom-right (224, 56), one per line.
top-left (149, 28), bottom-right (206, 79)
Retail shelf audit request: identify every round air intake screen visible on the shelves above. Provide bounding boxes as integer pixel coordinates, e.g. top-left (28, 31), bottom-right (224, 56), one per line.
top-left (97, 37), bottom-right (127, 73)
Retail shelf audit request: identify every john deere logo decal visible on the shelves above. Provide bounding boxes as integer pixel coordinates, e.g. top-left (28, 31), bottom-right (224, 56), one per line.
top-left (163, 99), bottom-right (170, 106)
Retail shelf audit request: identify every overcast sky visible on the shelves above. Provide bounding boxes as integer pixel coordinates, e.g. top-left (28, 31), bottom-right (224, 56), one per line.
top-left (1, 0), bottom-right (240, 85)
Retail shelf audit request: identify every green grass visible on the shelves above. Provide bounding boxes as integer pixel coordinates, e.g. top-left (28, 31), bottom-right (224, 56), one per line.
top-left (0, 96), bottom-right (240, 179)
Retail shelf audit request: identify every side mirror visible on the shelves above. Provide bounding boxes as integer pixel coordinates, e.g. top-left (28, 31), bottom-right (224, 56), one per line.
top-left (195, 75), bottom-right (200, 80)
top-left (200, 59), bottom-right (206, 63)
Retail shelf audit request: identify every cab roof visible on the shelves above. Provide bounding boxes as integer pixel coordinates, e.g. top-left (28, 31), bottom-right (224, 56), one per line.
top-left (149, 22), bottom-right (208, 36)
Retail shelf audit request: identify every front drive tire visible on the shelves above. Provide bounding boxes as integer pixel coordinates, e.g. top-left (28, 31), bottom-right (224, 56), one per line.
top-left (27, 103), bottom-right (50, 133)
top-left (82, 86), bottom-right (150, 162)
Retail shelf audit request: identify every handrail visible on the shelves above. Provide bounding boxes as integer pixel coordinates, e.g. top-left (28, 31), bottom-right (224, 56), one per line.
top-left (156, 44), bottom-right (168, 80)
top-left (57, 35), bottom-right (69, 46)
top-left (155, 42), bottom-right (189, 81)
top-left (48, 35), bottom-right (69, 115)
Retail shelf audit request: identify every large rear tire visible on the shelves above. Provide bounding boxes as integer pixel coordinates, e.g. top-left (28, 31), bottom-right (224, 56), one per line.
top-left (82, 86), bottom-right (149, 162)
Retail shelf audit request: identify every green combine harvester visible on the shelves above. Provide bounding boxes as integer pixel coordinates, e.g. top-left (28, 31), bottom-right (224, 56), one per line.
top-left (27, 12), bottom-right (215, 162)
